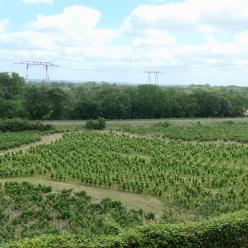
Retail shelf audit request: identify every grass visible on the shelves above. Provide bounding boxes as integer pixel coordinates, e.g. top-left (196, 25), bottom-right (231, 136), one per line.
top-left (44, 118), bottom-right (248, 131)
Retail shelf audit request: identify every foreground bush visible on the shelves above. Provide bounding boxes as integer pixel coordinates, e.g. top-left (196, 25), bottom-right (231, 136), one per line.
top-left (9, 210), bottom-right (248, 248)
top-left (0, 119), bottom-right (53, 132)
top-left (8, 235), bottom-right (89, 248)
top-left (95, 210), bottom-right (248, 247)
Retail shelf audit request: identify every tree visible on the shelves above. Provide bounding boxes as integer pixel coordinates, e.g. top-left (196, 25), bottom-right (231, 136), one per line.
top-left (0, 72), bottom-right (26, 118)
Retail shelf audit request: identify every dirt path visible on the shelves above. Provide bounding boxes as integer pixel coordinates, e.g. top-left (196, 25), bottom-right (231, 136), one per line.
top-left (0, 133), bottom-right (63, 156)
top-left (0, 177), bottom-right (163, 217)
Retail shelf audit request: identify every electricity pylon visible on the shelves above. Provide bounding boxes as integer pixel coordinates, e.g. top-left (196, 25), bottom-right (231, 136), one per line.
top-left (14, 61), bottom-right (58, 85)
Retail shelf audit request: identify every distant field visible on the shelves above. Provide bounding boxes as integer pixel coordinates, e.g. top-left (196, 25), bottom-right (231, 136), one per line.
top-left (44, 117), bottom-right (248, 131)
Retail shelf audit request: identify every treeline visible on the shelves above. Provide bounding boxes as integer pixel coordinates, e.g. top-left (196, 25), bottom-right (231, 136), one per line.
top-left (1, 72), bottom-right (248, 120)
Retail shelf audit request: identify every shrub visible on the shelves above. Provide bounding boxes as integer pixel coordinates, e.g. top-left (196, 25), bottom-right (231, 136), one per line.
top-left (94, 210), bottom-right (248, 248)
top-left (0, 119), bottom-right (53, 132)
top-left (9, 210), bottom-right (248, 248)
top-left (159, 121), bottom-right (170, 128)
top-left (86, 117), bottom-right (106, 130)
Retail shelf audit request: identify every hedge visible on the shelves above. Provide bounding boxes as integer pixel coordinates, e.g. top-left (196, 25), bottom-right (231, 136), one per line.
top-left (6, 210), bottom-right (248, 248)
top-left (0, 119), bottom-right (53, 132)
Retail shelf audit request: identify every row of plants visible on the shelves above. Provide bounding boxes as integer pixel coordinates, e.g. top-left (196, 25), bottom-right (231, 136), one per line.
top-left (118, 121), bottom-right (248, 142)
top-left (1, 131), bottom-right (248, 221)
top-left (7, 209), bottom-right (248, 248)
top-left (0, 131), bottom-right (44, 151)
top-left (0, 182), bottom-right (152, 244)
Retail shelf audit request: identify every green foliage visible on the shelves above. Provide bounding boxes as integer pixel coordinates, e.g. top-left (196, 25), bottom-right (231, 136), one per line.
top-left (1, 131), bottom-right (248, 221)
top-left (0, 72), bottom-right (25, 100)
top-left (2, 72), bottom-right (248, 120)
top-left (157, 121), bottom-right (170, 128)
top-left (94, 210), bottom-right (248, 248)
top-left (121, 121), bottom-right (248, 142)
top-left (0, 131), bottom-right (43, 150)
top-left (8, 210), bottom-right (248, 248)
top-left (0, 119), bottom-right (52, 132)
top-left (86, 118), bottom-right (106, 130)
top-left (0, 73), bottom-right (26, 119)
top-left (25, 86), bottom-right (69, 120)
top-left (0, 182), bottom-right (147, 244)
top-left (8, 234), bottom-right (88, 248)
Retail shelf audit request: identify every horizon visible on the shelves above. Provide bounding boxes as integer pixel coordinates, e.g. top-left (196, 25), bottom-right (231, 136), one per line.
top-left (23, 78), bottom-right (248, 87)
top-left (0, 0), bottom-right (248, 85)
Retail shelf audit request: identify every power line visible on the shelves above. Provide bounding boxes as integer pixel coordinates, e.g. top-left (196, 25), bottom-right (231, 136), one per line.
top-left (14, 61), bottom-right (59, 85)
top-left (144, 71), bottom-right (161, 85)
top-left (12, 60), bottom-right (248, 85)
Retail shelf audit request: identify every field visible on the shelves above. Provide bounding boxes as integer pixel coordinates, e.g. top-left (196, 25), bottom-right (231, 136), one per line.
top-left (44, 117), bottom-right (248, 131)
top-left (2, 118), bottom-right (248, 247)
top-left (0, 131), bottom-right (44, 151)
top-left (2, 130), bottom-right (248, 223)
top-left (116, 121), bottom-right (248, 142)
top-left (0, 181), bottom-right (150, 243)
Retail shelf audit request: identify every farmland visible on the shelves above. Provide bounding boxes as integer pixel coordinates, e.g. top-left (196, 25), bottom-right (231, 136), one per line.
top-left (0, 131), bottom-right (44, 151)
top-left (2, 119), bottom-right (248, 247)
top-left (0, 181), bottom-right (148, 243)
top-left (1, 128), bottom-right (248, 222)
top-left (115, 120), bottom-right (248, 142)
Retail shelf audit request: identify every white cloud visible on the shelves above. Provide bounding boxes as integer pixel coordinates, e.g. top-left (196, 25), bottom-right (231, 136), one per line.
top-left (29, 6), bottom-right (100, 32)
top-left (23, 0), bottom-right (53, 4)
top-left (0, 18), bottom-right (9, 32)
top-left (1, 1), bottom-right (248, 84)
top-left (113, 0), bottom-right (248, 75)
top-left (27, 6), bottom-right (118, 47)
top-left (123, 0), bottom-right (248, 34)
top-left (0, 5), bottom-right (119, 67)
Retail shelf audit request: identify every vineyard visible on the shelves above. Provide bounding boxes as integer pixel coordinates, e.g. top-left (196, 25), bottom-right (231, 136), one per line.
top-left (1, 131), bottom-right (248, 223)
top-left (0, 131), bottom-right (44, 151)
top-left (118, 121), bottom-right (248, 142)
top-left (1, 121), bottom-right (248, 247)
top-left (0, 181), bottom-right (151, 244)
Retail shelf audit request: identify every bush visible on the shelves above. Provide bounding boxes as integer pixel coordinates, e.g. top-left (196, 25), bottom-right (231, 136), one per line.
top-left (86, 117), bottom-right (106, 130)
top-left (0, 119), bottom-right (53, 132)
top-left (8, 234), bottom-right (89, 248)
top-left (158, 121), bottom-right (170, 128)
top-left (94, 210), bottom-right (248, 248)
top-left (9, 210), bottom-right (248, 248)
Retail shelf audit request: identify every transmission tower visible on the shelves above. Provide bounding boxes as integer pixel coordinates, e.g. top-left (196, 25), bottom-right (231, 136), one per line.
top-left (144, 71), bottom-right (161, 85)
top-left (14, 61), bottom-right (58, 85)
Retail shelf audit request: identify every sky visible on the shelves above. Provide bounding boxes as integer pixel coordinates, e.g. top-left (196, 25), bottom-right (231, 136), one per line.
top-left (0, 0), bottom-right (248, 85)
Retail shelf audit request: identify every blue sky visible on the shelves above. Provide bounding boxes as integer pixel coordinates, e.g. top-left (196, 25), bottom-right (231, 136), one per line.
top-left (0, 0), bottom-right (179, 30)
top-left (0, 0), bottom-right (248, 85)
